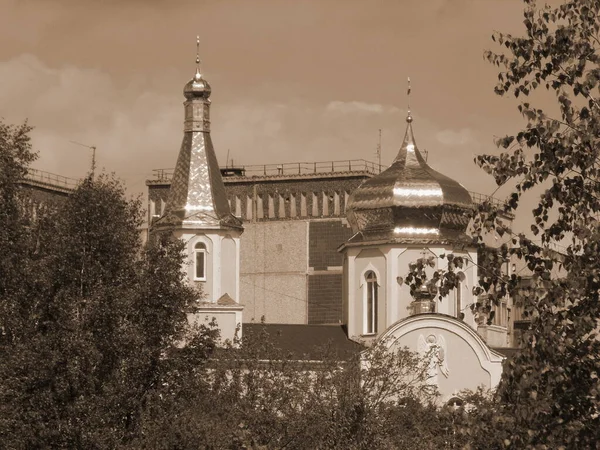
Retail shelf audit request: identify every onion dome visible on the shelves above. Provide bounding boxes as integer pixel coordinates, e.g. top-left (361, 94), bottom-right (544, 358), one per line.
top-left (184, 68), bottom-right (211, 99)
top-left (346, 110), bottom-right (473, 244)
top-left (184, 39), bottom-right (211, 100)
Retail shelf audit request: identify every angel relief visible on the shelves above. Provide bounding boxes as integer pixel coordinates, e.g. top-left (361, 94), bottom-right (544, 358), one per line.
top-left (418, 334), bottom-right (449, 387)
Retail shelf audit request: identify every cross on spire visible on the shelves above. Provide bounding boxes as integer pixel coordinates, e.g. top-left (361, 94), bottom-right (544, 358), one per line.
top-left (195, 35), bottom-right (202, 80)
top-left (407, 77), bottom-right (411, 108)
top-left (407, 76), bottom-right (413, 122)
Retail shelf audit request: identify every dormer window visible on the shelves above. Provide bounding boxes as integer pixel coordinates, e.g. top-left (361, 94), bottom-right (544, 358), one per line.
top-left (194, 242), bottom-right (207, 281)
top-left (364, 270), bottom-right (378, 335)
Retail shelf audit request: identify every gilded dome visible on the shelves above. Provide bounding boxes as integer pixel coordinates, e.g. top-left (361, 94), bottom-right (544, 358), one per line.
top-left (184, 70), bottom-right (212, 99)
top-left (346, 112), bottom-right (473, 243)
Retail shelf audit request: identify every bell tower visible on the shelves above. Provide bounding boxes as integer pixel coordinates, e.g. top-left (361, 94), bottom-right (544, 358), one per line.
top-left (158, 37), bottom-right (244, 343)
top-left (341, 79), bottom-right (478, 343)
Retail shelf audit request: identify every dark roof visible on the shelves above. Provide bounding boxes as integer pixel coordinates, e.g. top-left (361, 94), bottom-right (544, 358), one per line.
top-left (216, 293), bottom-right (237, 306)
top-left (243, 323), bottom-right (364, 361)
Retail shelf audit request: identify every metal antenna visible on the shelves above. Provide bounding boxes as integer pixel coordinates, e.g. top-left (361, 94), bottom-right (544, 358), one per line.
top-left (69, 140), bottom-right (97, 179)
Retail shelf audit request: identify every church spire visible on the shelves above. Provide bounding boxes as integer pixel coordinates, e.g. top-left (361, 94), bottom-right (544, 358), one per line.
top-left (394, 76), bottom-right (419, 164)
top-left (160, 38), bottom-right (241, 230)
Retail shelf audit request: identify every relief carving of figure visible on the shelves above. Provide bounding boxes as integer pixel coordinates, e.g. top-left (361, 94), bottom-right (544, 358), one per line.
top-left (418, 334), bottom-right (450, 386)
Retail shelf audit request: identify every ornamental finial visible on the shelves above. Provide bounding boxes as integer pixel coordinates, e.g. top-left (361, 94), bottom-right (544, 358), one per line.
top-left (195, 35), bottom-right (202, 80)
top-left (406, 77), bottom-right (413, 123)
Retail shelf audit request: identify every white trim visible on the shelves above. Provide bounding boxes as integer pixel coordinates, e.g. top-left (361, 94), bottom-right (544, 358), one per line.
top-left (190, 235), bottom-right (212, 253)
top-left (235, 236), bottom-right (241, 303)
top-left (213, 236), bottom-right (222, 300)
top-left (359, 263), bottom-right (381, 288)
top-left (347, 253), bottom-right (356, 336)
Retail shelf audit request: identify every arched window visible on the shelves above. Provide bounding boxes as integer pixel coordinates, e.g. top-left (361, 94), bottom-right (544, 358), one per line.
top-left (456, 278), bottom-right (463, 320)
top-left (364, 271), bottom-right (378, 335)
top-left (447, 396), bottom-right (464, 409)
top-left (194, 242), bottom-right (207, 281)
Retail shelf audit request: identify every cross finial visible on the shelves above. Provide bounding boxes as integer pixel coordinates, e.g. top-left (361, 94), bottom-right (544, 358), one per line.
top-left (406, 77), bottom-right (413, 123)
top-left (195, 35), bottom-right (202, 80)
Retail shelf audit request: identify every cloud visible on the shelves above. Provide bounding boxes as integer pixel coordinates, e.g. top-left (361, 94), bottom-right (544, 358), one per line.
top-left (325, 100), bottom-right (400, 115)
top-left (0, 53), bottom-right (491, 204)
top-left (0, 54), bottom-right (400, 195)
top-left (435, 128), bottom-right (475, 146)
top-left (0, 54), bottom-right (182, 194)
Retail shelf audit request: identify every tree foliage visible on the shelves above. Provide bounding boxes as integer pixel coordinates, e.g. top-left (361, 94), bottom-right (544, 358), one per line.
top-left (0, 124), bottom-right (217, 448)
top-left (0, 120), bottom-right (38, 343)
top-left (473, 0), bottom-right (600, 447)
top-left (132, 332), bottom-right (469, 450)
top-left (401, 1), bottom-right (600, 447)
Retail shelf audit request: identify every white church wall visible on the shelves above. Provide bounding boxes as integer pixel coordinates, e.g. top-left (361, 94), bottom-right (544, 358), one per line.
top-left (349, 248), bottom-right (387, 343)
top-left (221, 236), bottom-right (238, 300)
top-left (382, 315), bottom-right (505, 402)
top-left (176, 231), bottom-right (217, 301)
top-left (188, 308), bottom-right (242, 344)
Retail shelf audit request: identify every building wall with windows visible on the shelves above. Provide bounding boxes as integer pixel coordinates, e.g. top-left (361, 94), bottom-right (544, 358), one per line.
top-left (146, 163), bottom-right (521, 339)
top-left (19, 168), bottom-right (78, 218)
top-left (21, 164), bottom-right (520, 346)
top-left (342, 244), bottom-right (480, 343)
top-left (147, 163), bottom-right (373, 325)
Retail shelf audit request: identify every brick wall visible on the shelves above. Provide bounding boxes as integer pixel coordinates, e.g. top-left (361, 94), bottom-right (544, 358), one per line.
top-left (308, 220), bottom-right (353, 270)
top-left (306, 220), bottom-right (354, 324)
top-left (308, 274), bottom-right (343, 324)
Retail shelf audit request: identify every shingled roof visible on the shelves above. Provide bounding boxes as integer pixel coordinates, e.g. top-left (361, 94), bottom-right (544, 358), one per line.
top-left (243, 323), bottom-right (364, 361)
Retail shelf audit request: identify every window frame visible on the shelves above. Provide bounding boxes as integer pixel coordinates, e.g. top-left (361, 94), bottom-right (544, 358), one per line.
top-left (456, 278), bottom-right (463, 319)
top-left (194, 242), bottom-right (207, 281)
top-left (363, 270), bottom-right (379, 335)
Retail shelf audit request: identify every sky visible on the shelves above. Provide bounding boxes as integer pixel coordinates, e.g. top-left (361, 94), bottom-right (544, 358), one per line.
top-left (1, 0), bottom-right (537, 226)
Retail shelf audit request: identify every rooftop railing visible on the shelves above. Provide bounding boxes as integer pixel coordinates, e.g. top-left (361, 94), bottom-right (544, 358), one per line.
top-left (23, 168), bottom-right (81, 191)
top-left (150, 159), bottom-right (383, 182)
top-left (148, 160), bottom-right (508, 208)
top-left (468, 191), bottom-right (507, 209)
top-left (240, 159), bottom-right (383, 177)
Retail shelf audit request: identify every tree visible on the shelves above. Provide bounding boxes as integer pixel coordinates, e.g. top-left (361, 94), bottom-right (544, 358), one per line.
top-left (474, 0), bottom-right (600, 447)
top-left (132, 331), bottom-right (470, 450)
top-left (0, 163), bottom-right (218, 448)
top-left (0, 119), bottom-right (38, 343)
top-left (402, 1), bottom-right (600, 447)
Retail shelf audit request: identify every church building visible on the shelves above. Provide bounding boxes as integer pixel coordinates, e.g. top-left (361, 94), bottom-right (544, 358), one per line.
top-left (147, 47), bottom-right (509, 400)
top-left (153, 43), bottom-right (244, 342)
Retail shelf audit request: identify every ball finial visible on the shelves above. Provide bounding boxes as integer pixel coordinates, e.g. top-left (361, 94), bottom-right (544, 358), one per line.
top-left (183, 35), bottom-right (211, 99)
